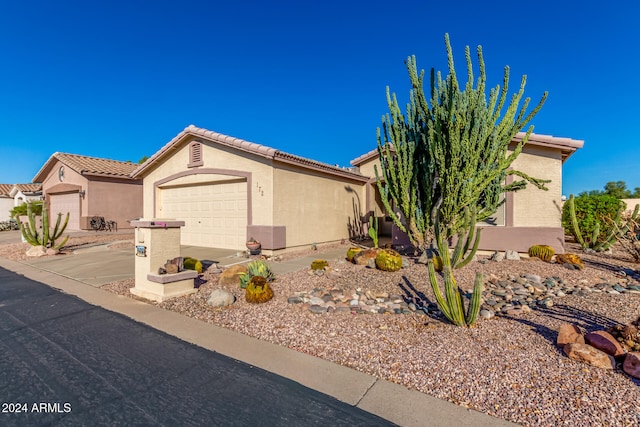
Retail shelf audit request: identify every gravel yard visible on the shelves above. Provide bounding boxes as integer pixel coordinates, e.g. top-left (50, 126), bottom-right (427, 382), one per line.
top-left (3, 233), bottom-right (640, 426)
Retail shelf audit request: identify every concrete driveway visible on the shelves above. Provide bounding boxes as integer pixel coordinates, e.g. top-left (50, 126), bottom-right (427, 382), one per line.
top-left (20, 243), bottom-right (241, 287)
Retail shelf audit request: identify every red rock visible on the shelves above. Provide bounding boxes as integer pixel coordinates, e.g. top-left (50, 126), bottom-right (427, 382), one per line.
top-left (563, 343), bottom-right (615, 369)
top-left (557, 323), bottom-right (585, 347)
top-left (218, 265), bottom-right (248, 286)
top-left (586, 330), bottom-right (626, 357)
top-left (622, 352), bottom-right (640, 379)
top-left (353, 248), bottom-right (380, 266)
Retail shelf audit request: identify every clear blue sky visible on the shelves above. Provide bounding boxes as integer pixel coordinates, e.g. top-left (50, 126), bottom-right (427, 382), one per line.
top-left (1, 1), bottom-right (638, 196)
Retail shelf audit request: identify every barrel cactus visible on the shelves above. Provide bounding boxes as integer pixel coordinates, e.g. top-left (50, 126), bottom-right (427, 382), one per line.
top-left (528, 245), bottom-right (555, 262)
top-left (311, 259), bottom-right (328, 270)
top-left (245, 276), bottom-right (274, 303)
top-left (183, 257), bottom-right (203, 274)
top-left (346, 247), bottom-right (362, 262)
top-left (375, 248), bottom-right (402, 272)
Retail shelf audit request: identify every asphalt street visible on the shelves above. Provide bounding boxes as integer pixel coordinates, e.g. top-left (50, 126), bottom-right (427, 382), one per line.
top-left (0, 266), bottom-right (395, 426)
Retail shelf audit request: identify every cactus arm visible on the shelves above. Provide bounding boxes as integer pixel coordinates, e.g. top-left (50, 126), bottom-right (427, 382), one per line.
top-left (50, 213), bottom-right (69, 248)
top-left (455, 227), bottom-right (482, 269)
top-left (427, 261), bottom-right (454, 321)
top-left (568, 195), bottom-right (585, 248)
top-left (465, 272), bottom-right (483, 326)
top-left (53, 235), bottom-right (69, 250)
top-left (42, 206), bottom-right (50, 247)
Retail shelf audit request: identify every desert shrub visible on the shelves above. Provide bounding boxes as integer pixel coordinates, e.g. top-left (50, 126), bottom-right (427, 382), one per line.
top-left (239, 259), bottom-right (275, 288)
top-left (10, 200), bottom-right (43, 219)
top-left (562, 194), bottom-right (625, 245)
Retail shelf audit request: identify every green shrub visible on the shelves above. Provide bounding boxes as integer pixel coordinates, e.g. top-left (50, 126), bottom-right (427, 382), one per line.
top-left (183, 257), bottom-right (203, 274)
top-left (239, 259), bottom-right (275, 288)
top-left (562, 194), bottom-right (625, 246)
top-left (10, 200), bottom-right (43, 219)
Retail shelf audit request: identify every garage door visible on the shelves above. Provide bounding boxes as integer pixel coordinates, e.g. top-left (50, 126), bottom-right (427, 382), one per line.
top-left (49, 192), bottom-right (80, 230)
top-left (158, 180), bottom-right (248, 249)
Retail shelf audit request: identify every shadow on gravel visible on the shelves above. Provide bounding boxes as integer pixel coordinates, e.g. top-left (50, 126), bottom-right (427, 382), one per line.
top-left (397, 276), bottom-right (447, 323)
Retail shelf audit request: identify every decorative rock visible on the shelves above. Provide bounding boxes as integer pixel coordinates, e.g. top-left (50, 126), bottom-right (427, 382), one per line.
top-left (622, 352), bottom-right (640, 379)
top-left (479, 309), bottom-right (494, 319)
top-left (26, 245), bottom-right (47, 257)
top-left (309, 305), bottom-right (327, 314)
top-left (504, 250), bottom-right (520, 261)
top-left (218, 264), bottom-right (248, 286)
top-left (353, 248), bottom-right (380, 266)
top-left (207, 289), bottom-right (235, 307)
top-left (366, 258), bottom-right (377, 269)
top-left (563, 343), bottom-right (615, 369)
top-left (45, 248), bottom-right (59, 256)
top-left (489, 251), bottom-right (504, 262)
top-left (585, 330), bottom-right (626, 357)
top-left (557, 323), bottom-right (585, 347)
top-left (287, 296), bottom-right (303, 304)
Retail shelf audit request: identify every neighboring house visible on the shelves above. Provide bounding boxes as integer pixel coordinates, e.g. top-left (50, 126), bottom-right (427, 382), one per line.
top-left (0, 184), bottom-right (14, 222)
top-left (10, 183), bottom-right (42, 206)
top-left (133, 125), bottom-right (583, 254)
top-left (622, 199), bottom-right (640, 213)
top-left (32, 153), bottom-right (143, 230)
top-left (352, 132), bottom-right (584, 253)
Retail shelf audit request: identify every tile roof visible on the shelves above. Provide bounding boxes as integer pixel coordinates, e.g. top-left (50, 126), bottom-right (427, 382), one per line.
top-left (132, 125), bottom-right (368, 182)
top-left (13, 183), bottom-right (41, 193)
top-left (0, 184), bottom-right (12, 196)
top-left (33, 153), bottom-right (139, 182)
top-left (350, 132), bottom-right (585, 166)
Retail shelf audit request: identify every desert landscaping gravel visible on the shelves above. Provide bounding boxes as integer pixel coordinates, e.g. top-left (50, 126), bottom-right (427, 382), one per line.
top-left (3, 235), bottom-right (640, 426)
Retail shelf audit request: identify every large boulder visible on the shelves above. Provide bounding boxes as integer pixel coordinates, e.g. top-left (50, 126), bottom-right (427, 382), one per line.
top-left (622, 352), bottom-right (640, 379)
top-left (218, 265), bottom-right (248, 286)
top-left (586, 330), bottom-right (626, 357)
top-left (207, 289), bottom-right (235, 307)
top-left (353, 248), bottom-right (380, 266)
top-left (563, 343), bottom-right (615, 369)
top-left (557, 323), bottom-right (585, 347)
top-left (26, 245), bottom-right (46, 257)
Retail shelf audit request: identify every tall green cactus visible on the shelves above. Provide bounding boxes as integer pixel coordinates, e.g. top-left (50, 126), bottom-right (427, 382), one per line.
top-left (18, 203), bottom-right (70, 250)
top-left (567, 194), bottom-right (638, 252)
top-left (374, 34), bottom-right (548, 326)
top-left (368, 213), bottom-right (379, 248)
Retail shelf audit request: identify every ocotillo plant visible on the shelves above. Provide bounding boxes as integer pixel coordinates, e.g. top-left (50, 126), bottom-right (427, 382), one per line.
top-left (18, 203), bottom-right (70, 250)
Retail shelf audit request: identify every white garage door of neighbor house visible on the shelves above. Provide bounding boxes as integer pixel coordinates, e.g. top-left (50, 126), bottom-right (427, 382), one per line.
top-left (159, 181), bottom-right (248, 250)
top-left (49, 193), bottom-right (80, 230)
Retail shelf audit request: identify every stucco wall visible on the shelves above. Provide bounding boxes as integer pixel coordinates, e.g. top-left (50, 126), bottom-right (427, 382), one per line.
top-left (0, 198), bottom-right (13, 221)
top-left (510, 144), bottom-right (563, 227)
top-left (622, 198), bottom-right (640, 213)
top-left (86, 179), bottom-right (143, 229)
top-left (273, 163), bottom-right (366, 248)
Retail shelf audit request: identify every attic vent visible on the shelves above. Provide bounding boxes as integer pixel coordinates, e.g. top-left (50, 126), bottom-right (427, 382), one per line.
top-left (188, 141), bottom-right (203, 168)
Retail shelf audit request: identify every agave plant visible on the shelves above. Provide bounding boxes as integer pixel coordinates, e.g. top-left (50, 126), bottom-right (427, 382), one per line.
top-left (239, 259), bottom-right (275, 288)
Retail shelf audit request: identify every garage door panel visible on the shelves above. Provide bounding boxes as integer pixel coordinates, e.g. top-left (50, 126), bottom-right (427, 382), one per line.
top-left (159, 181), bottom-right (247, 250)
top-left (49, 193), bottom-right (80, 230)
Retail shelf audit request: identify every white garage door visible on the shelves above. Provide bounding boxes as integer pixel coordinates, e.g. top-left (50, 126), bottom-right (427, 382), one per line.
top-left (49, 193), bottom-right (80, 230)
top-left (159, 181), bottom-right (247, 249)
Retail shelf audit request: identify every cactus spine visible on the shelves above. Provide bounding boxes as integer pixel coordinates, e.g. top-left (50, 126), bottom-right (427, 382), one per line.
top-left (18, 203), bottom-right (69, 250)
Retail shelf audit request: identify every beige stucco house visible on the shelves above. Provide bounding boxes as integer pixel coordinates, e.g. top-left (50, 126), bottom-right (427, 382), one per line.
top-left (352, 132), bottom-right (584, 253)
top-left (133, 125), bottom-right (583, 254)
top-left (0, 183), bottom-right (42, 221)
top-left (33, 153), bottom-right (143, 230)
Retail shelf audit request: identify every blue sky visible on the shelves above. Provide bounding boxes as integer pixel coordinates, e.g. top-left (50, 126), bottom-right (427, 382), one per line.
top-left (0, 1), bottom-right (638, 196)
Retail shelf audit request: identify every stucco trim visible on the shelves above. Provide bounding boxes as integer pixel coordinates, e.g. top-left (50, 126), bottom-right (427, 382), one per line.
top-left (246, 225), bottom-right (286, 250)
top-left (477, 226), bottom-right (565, 254)
top-left (46, 183), bottom-right (82, 194)
top-left (153, 168), bottom-right (253, 225)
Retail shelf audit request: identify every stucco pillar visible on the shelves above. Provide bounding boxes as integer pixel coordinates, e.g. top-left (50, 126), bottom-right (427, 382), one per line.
top-left (129, 219), bottom-right (197, 302)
